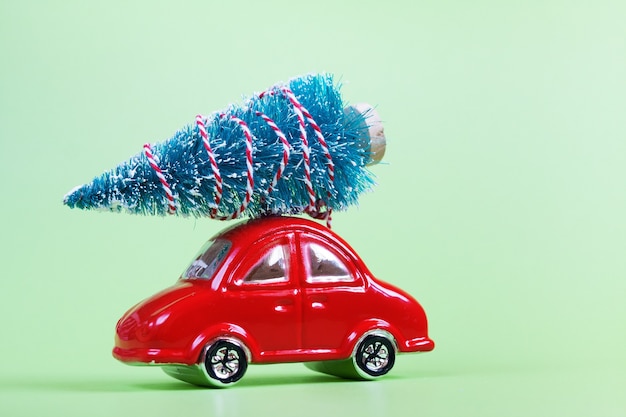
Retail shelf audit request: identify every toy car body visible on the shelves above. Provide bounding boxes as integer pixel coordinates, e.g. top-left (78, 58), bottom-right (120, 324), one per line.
top-left (113, 216), bottom-right (434, 387)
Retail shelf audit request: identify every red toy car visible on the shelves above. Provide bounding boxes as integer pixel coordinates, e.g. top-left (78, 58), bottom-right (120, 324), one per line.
top-left (113, 216), bottom-right (434, 387)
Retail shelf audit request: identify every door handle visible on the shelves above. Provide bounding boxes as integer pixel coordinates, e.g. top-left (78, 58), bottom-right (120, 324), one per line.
top-left (274, 298), bottom-right (293, 313)
top-left (309, 294), bottom-right (327, 309)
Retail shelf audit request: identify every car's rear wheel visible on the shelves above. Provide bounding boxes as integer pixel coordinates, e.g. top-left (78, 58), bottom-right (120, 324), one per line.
top-left (354, 334), bottom-right (395, 379)
top-left (304, 332), bottom-right (396, 380)
top-left (203, 340), bottom-right (248, 387)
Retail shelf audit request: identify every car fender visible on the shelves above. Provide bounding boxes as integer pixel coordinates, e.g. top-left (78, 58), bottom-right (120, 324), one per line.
top-left (342, 318), bottom-right (403, 357)
top-left (188, 322), bottom-right (260, 364)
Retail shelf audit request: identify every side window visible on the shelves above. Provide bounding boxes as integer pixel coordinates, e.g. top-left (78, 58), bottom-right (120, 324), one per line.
top-left (243, 245), bottom-right (289, 284)
top-left (306, 242), bottom-right (354, 284)
top-left (183, 239), bottom-right (231, 280)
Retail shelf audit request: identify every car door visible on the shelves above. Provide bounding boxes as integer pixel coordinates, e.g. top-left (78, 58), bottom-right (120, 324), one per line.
top-left (224, 233), bottom-right (301, 356)
top-left (298, 233), bottom-right (367, 351)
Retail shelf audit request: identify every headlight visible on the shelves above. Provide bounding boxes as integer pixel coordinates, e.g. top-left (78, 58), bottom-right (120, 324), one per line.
top-left (135, 312), bottom-right (170, 342)
top-left (136, 320), bottom-right (157, 342)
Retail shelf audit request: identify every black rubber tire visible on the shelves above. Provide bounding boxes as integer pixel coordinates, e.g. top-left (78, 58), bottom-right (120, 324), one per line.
top-left (204, 340), bottom-right (248, 386)
top-left (354, 335), bottom-right (396, 378)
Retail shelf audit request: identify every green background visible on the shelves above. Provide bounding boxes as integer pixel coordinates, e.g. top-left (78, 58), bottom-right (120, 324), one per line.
top-left (1, 0), bottom-right (624, 416)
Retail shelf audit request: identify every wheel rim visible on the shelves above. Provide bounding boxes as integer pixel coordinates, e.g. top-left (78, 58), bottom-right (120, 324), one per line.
top-left (210, 345), bottom-right (242, 380)
top-left (360, 340), bottom-right (390, 372)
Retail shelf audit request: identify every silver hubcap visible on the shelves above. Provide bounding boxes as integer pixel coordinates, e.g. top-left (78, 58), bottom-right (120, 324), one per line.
top-left (210, 346), bottom-right (241, 380)
top-left (361, 341), bottom-right (390, 372)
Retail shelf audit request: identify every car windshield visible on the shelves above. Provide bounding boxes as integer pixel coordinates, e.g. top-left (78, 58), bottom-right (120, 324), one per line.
top-left (182, 239), bottom-right (231, 280)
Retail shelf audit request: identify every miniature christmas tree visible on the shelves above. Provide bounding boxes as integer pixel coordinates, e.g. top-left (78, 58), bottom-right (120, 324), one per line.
top-left (64, 73), bottom-right (385, 224)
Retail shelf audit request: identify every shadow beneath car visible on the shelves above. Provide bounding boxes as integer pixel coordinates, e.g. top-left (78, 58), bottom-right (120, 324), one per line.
top-left (237, 372), bottom-right (347, 388)
top-left (132, 372), bottom-right (350, 390)
top-left (0, 373), bottom-right (441, 394)
top-left (0, 364), bottom-right (447, 393)
top-left (131, 365), bottom-right (453, 390)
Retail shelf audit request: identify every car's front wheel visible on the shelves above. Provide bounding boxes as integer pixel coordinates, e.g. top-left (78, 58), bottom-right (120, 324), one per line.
top-left (202, 340), bottom-right (248, 387)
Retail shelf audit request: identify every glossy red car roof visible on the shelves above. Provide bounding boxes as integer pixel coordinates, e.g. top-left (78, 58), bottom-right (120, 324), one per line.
top-left (214, 215), bottom-right (342, 247)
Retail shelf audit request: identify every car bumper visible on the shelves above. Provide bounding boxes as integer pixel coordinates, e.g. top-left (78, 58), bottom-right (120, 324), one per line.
top-left (403, 336), bottom-right (435, 352)
top-left (112, 347), bottom-right (195, 365)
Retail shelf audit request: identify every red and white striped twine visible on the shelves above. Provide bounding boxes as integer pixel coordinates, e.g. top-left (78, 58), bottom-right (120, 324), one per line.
top-left (195, 115), bottom-right (223, 218)
top-left (143, 143), bottom-right (176, 214)
top-left (263, 87), bottom-right (334, 227)
top-left (194, 111), bottom-right (290, 220)
top-left (215, 113), bottom-right (255, 220)
top-left (255, 111), bottom-right (290, 194)
top-left (261, 88), bottom-right (315, 212)
top-left (282, 87), bottom-right (335, 185)
top-left (151, 84), bottom-right (334, 226)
